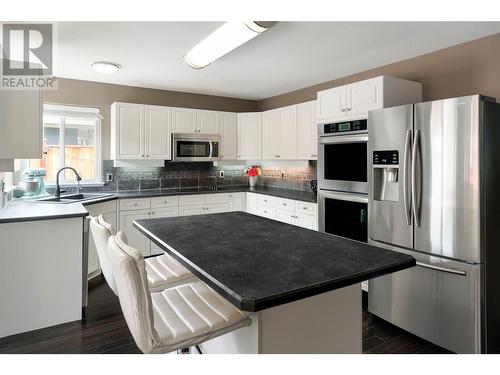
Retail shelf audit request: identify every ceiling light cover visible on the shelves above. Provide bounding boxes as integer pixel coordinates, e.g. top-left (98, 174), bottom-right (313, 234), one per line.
top-left (91, 61), bottom-right (120, 74)
top-left (184, 21), bottom-right (272, 69)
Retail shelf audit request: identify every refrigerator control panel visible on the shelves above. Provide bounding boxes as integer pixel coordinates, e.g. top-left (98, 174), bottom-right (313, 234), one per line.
top-left (323, 119), bottom-right (367, 134)
top-left (373, 150), bottom-right (399, 165)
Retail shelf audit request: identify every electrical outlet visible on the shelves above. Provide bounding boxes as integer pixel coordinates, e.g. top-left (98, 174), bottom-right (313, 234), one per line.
top-left (219, 171), bottom-right (224, 178)
top-left (106, 173), bottom-right (114, 182)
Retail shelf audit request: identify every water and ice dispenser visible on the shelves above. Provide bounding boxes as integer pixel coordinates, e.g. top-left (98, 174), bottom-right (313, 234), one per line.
top-left (372, 150), bottom-right (399, 202)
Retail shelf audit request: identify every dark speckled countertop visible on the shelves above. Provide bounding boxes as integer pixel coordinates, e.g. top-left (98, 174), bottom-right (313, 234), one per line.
top-left (0, 186), bottom-right (316, 223)
top-left (134, 212), bottom-right (415, 312)
top-left (0, 200), bottom-right (88, 224)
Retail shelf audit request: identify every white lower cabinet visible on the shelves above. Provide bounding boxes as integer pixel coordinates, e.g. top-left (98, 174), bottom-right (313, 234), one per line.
top-left (150, 207), bottom-right (178, 255)
top-left (246, 192), bottom-right (258, 214)
top-left (295, 212), bottom-right (317, 230)
top-left (276, 209), bottom-right (296, 225)
top-left (119, 209), bottom-right (151, 256)
top-left (250, 193), bottom-right (318, 230)
top-left (256, 205), bottom-right (276, 219)
top-left (178, 193), bottom-right (229, 217)
top-left (86, 200), bottom-right (117, 278)
top-left (179, 206), bottom-right (205, 216)
top-left (228, 192), bottom-right (246, 212)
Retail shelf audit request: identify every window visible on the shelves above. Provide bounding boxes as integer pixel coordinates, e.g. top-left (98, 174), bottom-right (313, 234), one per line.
top-left (29, 104), bottom-right (102, 183)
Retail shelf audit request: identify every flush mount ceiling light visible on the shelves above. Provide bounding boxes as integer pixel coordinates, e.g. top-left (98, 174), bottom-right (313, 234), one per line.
top-left (184, 21), bottom-right (276, 69)
top-left (91, 61), bottom-right (121, 74)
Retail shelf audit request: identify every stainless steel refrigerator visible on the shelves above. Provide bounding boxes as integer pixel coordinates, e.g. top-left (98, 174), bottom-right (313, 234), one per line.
top-left (367, 95), bottom-right (500, 353)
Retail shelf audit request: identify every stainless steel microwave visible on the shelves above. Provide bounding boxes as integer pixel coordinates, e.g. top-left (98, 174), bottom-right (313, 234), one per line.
top-left (172, 133), bottom-right (221, 162)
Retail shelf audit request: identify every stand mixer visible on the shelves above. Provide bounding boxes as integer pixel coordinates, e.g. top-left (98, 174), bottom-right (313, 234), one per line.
top-left (21, 168), bottom-right (49, 199)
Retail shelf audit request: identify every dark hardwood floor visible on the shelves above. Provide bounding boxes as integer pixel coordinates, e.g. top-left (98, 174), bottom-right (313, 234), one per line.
top-left (0, 278), bottom-right (450, 354)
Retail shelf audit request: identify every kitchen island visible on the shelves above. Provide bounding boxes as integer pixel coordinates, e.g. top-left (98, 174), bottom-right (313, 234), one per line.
top-left (134, 212), bottom-right (415, 353)
top-left (0, 200), bottom-right (88, 338)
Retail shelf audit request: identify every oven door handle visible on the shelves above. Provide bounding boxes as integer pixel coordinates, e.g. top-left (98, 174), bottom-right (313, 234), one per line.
top-left (319, 190), bottom-right (368, 203)
top-left (319, 135), bottom-right (368, 145)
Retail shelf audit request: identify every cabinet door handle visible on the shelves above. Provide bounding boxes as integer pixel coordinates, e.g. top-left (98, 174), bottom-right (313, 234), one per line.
top-left (341, 108), bottom-right (345, 112)
top-left (134, 203), bottom-right (138, 206)
top-left (141, 154), bottom-right (145, 157)
top-left (275, 155), bottom-right (280, 158)
top-left (347, 107), bottom-right (352, 111)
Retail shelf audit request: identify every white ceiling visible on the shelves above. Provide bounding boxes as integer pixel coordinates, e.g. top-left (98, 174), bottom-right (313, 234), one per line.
top-left (55, 22), bottom-right (500, 100)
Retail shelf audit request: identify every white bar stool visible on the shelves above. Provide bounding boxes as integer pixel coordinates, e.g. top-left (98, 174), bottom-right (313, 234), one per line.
top-left (107, 231), bottom-right (251, 353)
top-left (89, 215), bottom-right (195, 295)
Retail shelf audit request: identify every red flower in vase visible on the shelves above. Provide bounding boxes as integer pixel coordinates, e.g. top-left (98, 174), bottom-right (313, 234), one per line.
top-left (246, 166), bottom-right (261, 177)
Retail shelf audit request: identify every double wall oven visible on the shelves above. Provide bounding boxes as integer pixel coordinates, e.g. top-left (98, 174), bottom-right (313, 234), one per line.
top-left (318, 119), bottom-right (368, 243)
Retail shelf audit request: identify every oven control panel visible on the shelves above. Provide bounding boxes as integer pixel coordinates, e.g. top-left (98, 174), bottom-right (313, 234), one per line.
top-left (323, 119), bottom-right (367, 134)
top-left (373, 150), bottom-right (399, 165)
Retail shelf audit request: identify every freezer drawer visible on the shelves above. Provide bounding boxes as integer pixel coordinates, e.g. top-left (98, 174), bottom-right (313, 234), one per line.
top-left (368, 243), bottom-right (481, 353)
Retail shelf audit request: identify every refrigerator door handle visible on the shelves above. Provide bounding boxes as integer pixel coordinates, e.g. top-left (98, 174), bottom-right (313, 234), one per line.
top-left (412, 129), bottom-right (421, 227)
top-left (415, 261), bottom-right (467, 276)
top-left (403, 129), bottom-right (412, 226)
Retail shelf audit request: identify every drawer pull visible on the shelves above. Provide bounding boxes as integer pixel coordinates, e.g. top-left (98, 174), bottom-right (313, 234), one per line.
top-left (416, 262), bottom-right (467, 276)
top-left (134, 203), bottom-right (138, 206)
top-left (303, 207), bottom-right (307, 210)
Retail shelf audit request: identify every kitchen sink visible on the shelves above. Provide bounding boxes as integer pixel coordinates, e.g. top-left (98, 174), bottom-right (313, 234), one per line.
top-left (36, 193), bottom-right (114, 203)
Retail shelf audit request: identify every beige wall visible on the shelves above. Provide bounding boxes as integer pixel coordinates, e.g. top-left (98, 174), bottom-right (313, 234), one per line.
top-left (257, 33), bottom-right (500, 111)
top-left (44, 78), bottom-right (258, 159)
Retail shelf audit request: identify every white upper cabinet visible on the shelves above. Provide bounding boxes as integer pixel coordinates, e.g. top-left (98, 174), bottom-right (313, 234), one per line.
top-left (196, 110), bottom-right (220, 134)
top-left (145, 105), bottom-right (172, 160)
top-left (220, 112), bottom-right (238, 159)
top-left (237, 112), bottom-right (262, 160)
top-left (262, 105), bottom-right (298, 160)
top-left (111, 102), bottom-right (171, 160)
top-left (262, 108), bottom-right (281, 159)
top-left (317, 87), bottom-right (345, 121)
top-left (346, 78), bottom-right (383, 117)
top-left (279, 105), bottom-right (298, 159)
top-left (0, 79), bottom-right (43, 159)
top-left (111, 102), bottom-right (145, 159)
top-left (317, 76), bottom-right (422, 122)
top-left (172, 108), bottom-right (220, 134)
top-left (297, 100), bottom-right (317, 160)
top-left (172, 107), bottom-right (197, 133)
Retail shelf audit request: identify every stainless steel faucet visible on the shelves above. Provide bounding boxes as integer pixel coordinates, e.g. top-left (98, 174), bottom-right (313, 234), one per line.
top-left (55, 167), bottom-right (82, 198)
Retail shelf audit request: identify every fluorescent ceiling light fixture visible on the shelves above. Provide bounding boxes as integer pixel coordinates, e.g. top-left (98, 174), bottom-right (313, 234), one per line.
top-left (91, 61), bottom-right (120, 74)
top-left (184, 21), bottom-right (275, 69)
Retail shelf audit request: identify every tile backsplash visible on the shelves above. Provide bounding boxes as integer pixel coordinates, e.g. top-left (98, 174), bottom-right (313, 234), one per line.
top-left (49, 160), bottom-right (317, 193)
